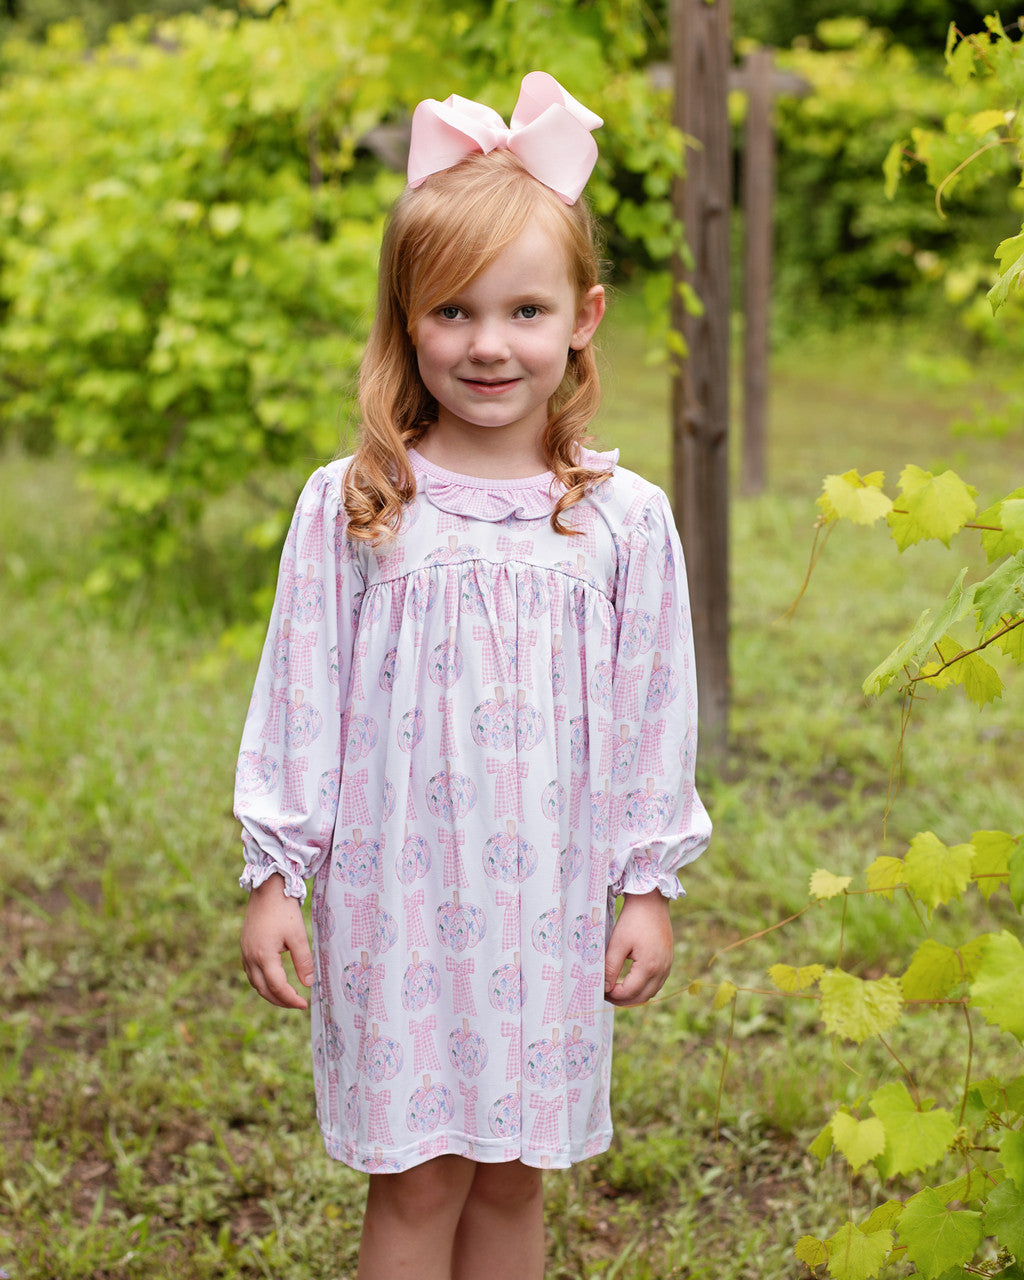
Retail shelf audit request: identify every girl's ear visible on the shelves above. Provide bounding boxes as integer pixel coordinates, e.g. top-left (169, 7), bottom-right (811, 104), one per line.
top-left (570, 285), bottom-right (606, 351)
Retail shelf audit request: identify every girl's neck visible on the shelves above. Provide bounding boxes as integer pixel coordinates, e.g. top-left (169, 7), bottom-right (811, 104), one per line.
top-left (413, 423), bottom-right (550, 480)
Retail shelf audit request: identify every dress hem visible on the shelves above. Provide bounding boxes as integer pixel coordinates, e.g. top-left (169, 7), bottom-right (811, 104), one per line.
top-left (320, 1126), bottom-right (615, 1174)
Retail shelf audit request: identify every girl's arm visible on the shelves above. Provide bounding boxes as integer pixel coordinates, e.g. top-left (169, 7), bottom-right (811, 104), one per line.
top-left (241, 873), bottom-right (315, 1010)
top-left (603, 889), bottom-right (674, 1007)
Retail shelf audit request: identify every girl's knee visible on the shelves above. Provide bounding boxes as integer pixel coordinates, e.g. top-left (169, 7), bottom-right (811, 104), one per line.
top-left (368, 1155), bottom-right (476, 1221)
top-left (469, 1160), bottom-right (544, 1214)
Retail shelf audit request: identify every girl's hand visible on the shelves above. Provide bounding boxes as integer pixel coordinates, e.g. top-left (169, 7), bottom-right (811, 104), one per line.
top-left (241, 874), bottom-right (315, 1010)
top-left (603, 890), bottom-right (674, 1007)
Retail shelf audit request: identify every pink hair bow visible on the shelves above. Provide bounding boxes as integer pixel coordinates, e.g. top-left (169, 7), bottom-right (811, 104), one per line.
top-left (407, 71), bottom-right (602, 205)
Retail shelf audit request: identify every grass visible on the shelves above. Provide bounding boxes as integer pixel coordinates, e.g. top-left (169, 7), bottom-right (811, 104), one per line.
top-left (1, 304), bottom-right (1022, 1278)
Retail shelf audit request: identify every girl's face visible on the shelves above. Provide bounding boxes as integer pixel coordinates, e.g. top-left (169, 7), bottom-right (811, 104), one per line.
top-left (413, 221), bottom-right (604, 459)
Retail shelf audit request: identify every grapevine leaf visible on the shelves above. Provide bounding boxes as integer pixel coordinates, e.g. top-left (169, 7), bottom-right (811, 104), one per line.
top-left (928, 635), bottom-right (1004, 707)
top-left (1011, 843), bottom-right (1024, 911)
top-left (977, 488), bottom-right (1024, 561)
top-left (1000, 499), bottom-right (1024, 544)
top-left (883, 140), bottom-right (906, 200)
top-left (713, 980), bottom-right (738, 1011)
top-left (901, 940), bottom-right (962, 1001)
top-left (866, 855), bottom-right (905, 900)
top-left (863, 570), bottom-right (975, 696)
top-left (820, 971), bottom-right (903, 1044)
top-left (831, 1112), bottom-right (887, 1172)
top-left (982, 1176), bottom-right (1024, 1256)
top-left (887, 466), bottom-right (977, 550)
top-left (968, 108), bottom-right (1010, 135)
top-left (928, 1168), bottom-right (993, 1206)
top-left (971, 829), bottom-right (1015, 900)
top-left (810, 869), bottom-right (853, 900)
top-left (903, 832), bottom-right (975, 912)
top-left (796, 1236), bottom-right (828, 1269)
top-left (997, 618), bottom-right (1024, 662)
top-left (970, 931), bottom-right (1024, 1040)
top-left (896, 1188), bottom-right (983, 1279)
top-left (1000, 1129), bottom-right (1024, 1189)
top-left (768, 963), bottom-right (825, 993)
top-left (862, 1201), bottom-right (903, 1234)
top-left (819, 471), bottom-right (892, 526)
top-left (826, 1221), bottom-right (893, 1280)
top-left (810, 1121), bottom-right (835, 1164)
top-left (870, 1082), bottom-right (956, 1177)
top-left (973, 551), bottom-right (1024, 630)
top-left (989, 231), bottom-right (1024, 314)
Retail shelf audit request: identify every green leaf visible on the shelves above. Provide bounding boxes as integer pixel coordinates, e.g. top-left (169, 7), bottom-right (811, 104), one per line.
top-left (983, 1176), bottom-right (1024, 1256)
top-left (887, 466), bottom-right (977, 550)
top-left (820, 971), bottom-right (903, 1044)
top-left (866, 855), bottom-right (905, 899)
top-left (883, 139), bottom-right (906, 200)
top-left (978, 488), bottom-right (1024, 561)
top-left (973, 551), bottom-right (1024, 631)
top-left (862, 1201), bottom-right (903, 1234)
top-left (903, 832), bottom-right (975, 912)
top-left (796, 1236), bottom-right (828, 1269)
top-left (897, 1188), bottom-right (983, 1279)
top-left (925, 636), bottom-right (1004, 707)
top-left (1000, 1130), bottom-right (1024, 1190)
top-left (830, 1112), bottom-right (887, 1173)
top-left (901, 940), bottom-right (962, 1001)
top-left (989, 231), bottom-right (1024, 314)
top-left (863, 570), bottom-right (975, 696)
top-left (870, 1082), bottom-right (956, 1177)
top-left (971, 829), bottom-right (1016, 900)
top-left (1011, 844), bottom-right (1024, 911)
top-left (970, 931), bottom-right (1024, 1041)
top-left (826, 1221), bottom-right (892, 1280)
top-left (818, 471), bottom-right (892, 526)
top-left (768, 963), bottom-right (825, 993)
top-left (809, 1121), bottom-right (835, 1165)
top-left (810, 868), bottom-right (853, 900)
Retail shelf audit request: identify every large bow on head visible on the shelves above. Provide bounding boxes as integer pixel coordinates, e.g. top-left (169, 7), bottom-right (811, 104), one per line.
top-left (407, 71), bottom-right (602, 205)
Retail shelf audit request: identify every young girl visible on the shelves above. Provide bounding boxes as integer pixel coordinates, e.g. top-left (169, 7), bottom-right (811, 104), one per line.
top-left (236, 72), bottom-right (711, 1280)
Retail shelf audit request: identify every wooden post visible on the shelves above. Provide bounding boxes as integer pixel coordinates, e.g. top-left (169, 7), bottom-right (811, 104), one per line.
top-left (670, 0), bottom-right (732, 748)
top-left (741, 48), bottom-right (775, 497)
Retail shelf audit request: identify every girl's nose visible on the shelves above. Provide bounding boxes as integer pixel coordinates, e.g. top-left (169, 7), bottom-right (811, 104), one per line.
top-left (468, 320), bottom-right (510, 364)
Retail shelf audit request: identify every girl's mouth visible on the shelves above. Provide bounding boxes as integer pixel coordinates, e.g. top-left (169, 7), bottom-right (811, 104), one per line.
top-left (461, 378), bottom-right (520, 394)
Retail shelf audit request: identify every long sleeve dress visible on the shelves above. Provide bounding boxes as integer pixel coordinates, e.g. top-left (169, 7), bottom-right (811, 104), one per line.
top-left (234, 447), bottom-right (711, 1173)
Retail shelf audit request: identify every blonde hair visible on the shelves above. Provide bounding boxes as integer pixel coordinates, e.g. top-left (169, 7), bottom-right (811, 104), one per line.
top-left (344, 148), bottom-right (606, 542)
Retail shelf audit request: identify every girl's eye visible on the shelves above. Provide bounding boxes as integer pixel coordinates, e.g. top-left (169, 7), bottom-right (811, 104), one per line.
top-left (439, 305), bottom-right (463, 320)
top-left (518, 304), bottom-right (540, 319)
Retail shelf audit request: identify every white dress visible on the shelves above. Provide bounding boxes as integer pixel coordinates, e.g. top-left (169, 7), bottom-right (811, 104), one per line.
top-left (234, 447), bottom-right (711, 1173)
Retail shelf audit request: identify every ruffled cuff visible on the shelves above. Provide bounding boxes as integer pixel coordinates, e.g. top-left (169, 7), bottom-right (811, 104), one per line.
top-left (608, 844), bottom-right (687, 901)
top-left (239, 833), bottom-right (308, 902)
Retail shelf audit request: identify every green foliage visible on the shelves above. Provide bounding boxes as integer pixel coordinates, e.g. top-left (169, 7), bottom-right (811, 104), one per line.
top-left (766, 19), bottom-right (1018, 326)
top-left (0, 0), bottom-right (682, 601)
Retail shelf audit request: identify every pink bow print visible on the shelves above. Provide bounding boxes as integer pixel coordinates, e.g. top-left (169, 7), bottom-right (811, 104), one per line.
top-left (407, 71), bottom-right (602, 204)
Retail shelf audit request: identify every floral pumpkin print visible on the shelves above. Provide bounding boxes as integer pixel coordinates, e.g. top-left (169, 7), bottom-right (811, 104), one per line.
top-left (524, 1030), bottom-right (565, 1089)
top-left (487, 1089), bottom-right (522, 1139)
top-left (285, 690), bottom-right (323, 751)
top-left (396, 829), bottom-right (431, 885)
top-left (482, 821), bottom-right (538, 884)
top-left (447, 1019), bottom-right (489, 1078)
top-left (397, 707), bottom-right (426, 753)
top-left (405, 1075), bottom-right (455, 1134)
top-left (426, 767), bottom-right (477, 822)
top-left (401, 952), bottom-right (441, 1012)
top-left (332, 829), bottom-right (380, 888)
top-left (488, 956), bottom-right (527, 1014)
top-left (291, 564), bottom-right (325, 625)
top-left (435, 891), bottom-right (487, 953)
top-left (470, 687), bottom-right (516, 751)
top-left (365, 1024), bottom-right (405, 1083)
top-left (236, 747), bottom-right (278, 797)
top-left (378, 646), bottom-right (400, 692)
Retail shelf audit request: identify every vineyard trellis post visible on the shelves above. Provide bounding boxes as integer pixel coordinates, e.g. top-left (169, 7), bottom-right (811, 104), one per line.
top-left (670, 0), bottom-right (732, 751)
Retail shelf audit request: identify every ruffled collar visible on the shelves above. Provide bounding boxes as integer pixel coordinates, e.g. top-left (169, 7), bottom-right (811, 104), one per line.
top-left (408, 447), bottom-right (618, 522)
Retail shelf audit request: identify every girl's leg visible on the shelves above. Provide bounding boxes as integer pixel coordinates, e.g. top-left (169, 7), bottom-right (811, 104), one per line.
top-left (451, 1161), bottom-right (545, 1280)
top-left (356, 1155), bottom-right (477, 1280)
